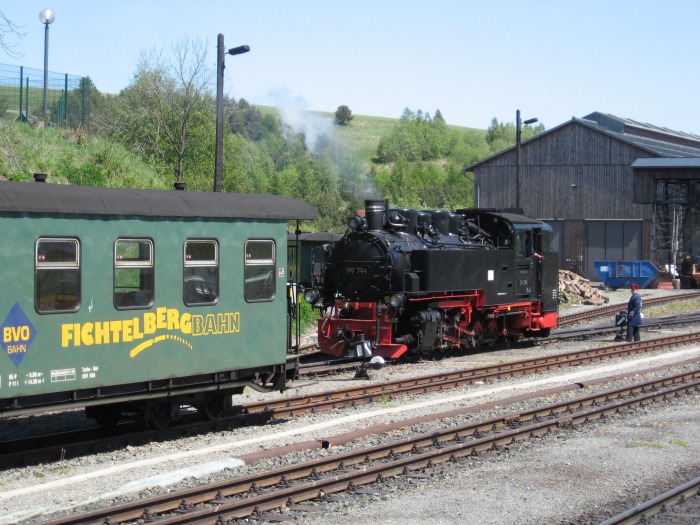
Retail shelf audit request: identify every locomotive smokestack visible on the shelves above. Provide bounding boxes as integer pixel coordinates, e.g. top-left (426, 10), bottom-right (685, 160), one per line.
top-left (365, 199), bottom-right (385, 231)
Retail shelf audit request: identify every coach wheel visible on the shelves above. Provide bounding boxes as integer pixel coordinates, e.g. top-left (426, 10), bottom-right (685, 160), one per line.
top-left (199, 389), bottom-right (240, 421)
top-left (199, 397), bottom-right (225, 421)
top-left (143, 401), bottom-right (172, 430)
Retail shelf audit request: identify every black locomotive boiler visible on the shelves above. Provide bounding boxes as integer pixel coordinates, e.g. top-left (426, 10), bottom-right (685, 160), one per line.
top-left (304, 200), bottom-right (559, 359)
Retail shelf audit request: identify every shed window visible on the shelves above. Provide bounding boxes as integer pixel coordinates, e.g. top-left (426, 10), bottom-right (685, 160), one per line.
top-left (244, 240), bottom-right (276, 302)
top-left (35, 238), bottom-right (80, 313)
top-left (184, 239), bottom-right (219, 305)
top-left (114, 239), bottom-right (154, 309)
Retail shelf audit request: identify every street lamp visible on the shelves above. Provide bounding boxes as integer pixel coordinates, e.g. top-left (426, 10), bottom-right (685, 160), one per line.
top-left (214, 34), bottom-right (250, 193)
top-left (39, 8), bottom-right (55, 118)
top-left (515, 109), bottom-right (538, 209)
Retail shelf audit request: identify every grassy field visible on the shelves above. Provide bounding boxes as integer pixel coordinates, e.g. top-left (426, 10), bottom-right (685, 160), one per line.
top-left (262, 106), bottom-right (486, 166)
top-left (0, 119), bottom-right (168, 187)
top-left (319, 112), bottom-right (398, 162)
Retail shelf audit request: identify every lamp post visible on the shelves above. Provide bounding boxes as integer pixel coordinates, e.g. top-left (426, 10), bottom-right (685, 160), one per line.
top-left (39, 8), bottom-right (55, 118)
top-left (213, 34), bottom-right (250, 193)
top-left (515, 109), bottom-right (538, 209)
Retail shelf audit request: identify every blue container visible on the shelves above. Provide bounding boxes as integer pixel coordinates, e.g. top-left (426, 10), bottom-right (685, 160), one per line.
top-left (593, 260), bottom-right (659, 289)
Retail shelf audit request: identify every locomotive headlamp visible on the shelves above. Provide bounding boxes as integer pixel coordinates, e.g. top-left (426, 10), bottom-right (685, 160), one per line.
top-left (347, 214), bottom-right (364, 230)
top-left (389, 293), bottom-right (405, 308)
top-left (303, 289), bottom-right (320, 304)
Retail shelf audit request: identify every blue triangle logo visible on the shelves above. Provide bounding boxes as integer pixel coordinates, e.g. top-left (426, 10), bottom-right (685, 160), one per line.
top-left (1, 303), bottom-right (37, 367)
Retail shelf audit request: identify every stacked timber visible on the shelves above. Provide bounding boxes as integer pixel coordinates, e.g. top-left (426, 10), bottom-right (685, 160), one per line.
top-left (559, 270), bottom-right (608, 305)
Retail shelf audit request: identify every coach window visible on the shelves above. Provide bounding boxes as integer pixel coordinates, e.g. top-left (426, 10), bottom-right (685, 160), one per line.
top-left (114, 239), bottom-right (154, 309)
top-left (184, 239), bottom-right (219, 306)
top-left (35, 238), bottom-right (81, 313)
top-left (244, 239), bottom-right (276, 302)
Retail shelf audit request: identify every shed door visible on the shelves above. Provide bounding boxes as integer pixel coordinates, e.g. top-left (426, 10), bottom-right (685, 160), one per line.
top-left (586, 221), bottom-right (642, 279)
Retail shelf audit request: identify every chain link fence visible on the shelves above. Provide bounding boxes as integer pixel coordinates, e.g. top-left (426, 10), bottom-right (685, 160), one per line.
top-left (0, 63), bottom-right (90, 130)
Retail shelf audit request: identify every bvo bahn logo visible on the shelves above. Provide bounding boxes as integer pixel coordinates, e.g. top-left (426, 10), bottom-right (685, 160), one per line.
top-left (1, 303), bottom-right (37, 367)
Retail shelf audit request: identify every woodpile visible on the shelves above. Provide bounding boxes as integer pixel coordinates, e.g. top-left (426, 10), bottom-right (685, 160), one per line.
top-left (559, 270), bottom-right (608, 305)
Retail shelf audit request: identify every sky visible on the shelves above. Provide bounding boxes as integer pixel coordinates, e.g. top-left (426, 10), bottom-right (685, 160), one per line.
top-left (2, 1), bottom-right (699, 134)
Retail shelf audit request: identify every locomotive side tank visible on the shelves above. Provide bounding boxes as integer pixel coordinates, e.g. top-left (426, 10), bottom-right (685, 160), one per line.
top-left (305, 200), bottom-right (559, 359)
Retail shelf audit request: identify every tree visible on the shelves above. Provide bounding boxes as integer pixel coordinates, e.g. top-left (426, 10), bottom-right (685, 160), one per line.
top-left (0, 11), bottom-right (23, 58)
top-left (334, 105), bottom-right (354, 125)
top-left (486, 117), bottom-right (545, 154)
top-left (485, 117), bottom-right (515, 151)
top-left (433, 109), bottom-right (446, 125)
top-left (100, 37), bottom-right (214, 185)
top-left (376, 107), bottom-right (457, 162)
top-left (227, 98), bottom-right (268, 141)
top-left (65, 77), bottom-right (101, 132)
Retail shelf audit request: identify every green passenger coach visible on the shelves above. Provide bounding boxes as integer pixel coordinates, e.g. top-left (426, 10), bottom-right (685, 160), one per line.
top-left (0, 179), bottom-right (316, 429)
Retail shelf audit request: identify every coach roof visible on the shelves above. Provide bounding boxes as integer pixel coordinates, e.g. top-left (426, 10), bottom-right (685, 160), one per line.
top-left (0, 180), bottom-right (317, 220)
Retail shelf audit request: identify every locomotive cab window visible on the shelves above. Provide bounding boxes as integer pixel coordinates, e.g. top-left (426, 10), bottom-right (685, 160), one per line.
top-left (184, 239), bottom-right (219, 306)
top-left (244, 239), bottom-right (276, 302)
top-left (114, 239), bottom-right (154, 309)
top-left (515, 230), bottom-right (540, 259)
top-left (35, 238), bottom-right (80, 313)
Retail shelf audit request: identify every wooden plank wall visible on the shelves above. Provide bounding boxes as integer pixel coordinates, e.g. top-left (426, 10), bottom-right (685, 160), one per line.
top-left (476, 122), bottom-right (654, 220)
top-left (471, 121), bottom-right (660, 276)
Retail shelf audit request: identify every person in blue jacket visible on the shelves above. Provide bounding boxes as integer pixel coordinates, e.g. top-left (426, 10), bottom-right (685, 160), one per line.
top-left (626, 283), bottom-right (643, 342)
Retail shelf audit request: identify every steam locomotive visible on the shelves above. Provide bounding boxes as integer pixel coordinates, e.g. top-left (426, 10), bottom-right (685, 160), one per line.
top-left (303, 200), bottom-right (559, 360)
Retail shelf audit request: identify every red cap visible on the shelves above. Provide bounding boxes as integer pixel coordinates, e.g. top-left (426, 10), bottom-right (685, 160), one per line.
top-left (631, 283), bottom-right (639, 291)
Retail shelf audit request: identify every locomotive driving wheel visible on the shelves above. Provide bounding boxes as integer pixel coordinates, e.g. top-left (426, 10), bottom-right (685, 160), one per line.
top-left (484, 319), bottom-right (499, 346)
top-left (507, 333), bottom-right (522, 345)
top-left (470, 320), bottom-right (484, 348)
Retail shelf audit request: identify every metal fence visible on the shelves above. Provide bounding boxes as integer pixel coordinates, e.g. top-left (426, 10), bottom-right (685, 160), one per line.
top-left (0, 63), bottom-right (90, 129)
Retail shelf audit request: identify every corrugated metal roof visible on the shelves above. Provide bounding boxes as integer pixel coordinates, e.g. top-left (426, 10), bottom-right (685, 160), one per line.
top-left (631, 157), bottom-right (700, 169)
top-left (583, 112), bottom-right (700, 146)
top-left (463, 112), bottom-right (700, 172)
top-left (0, 180), bottom-right (317, 220)
top-left (616, 133), bottom-right (700, 157)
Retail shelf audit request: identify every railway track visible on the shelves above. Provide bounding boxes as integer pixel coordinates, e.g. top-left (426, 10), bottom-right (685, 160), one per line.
top-left (547, 311), bottom-right (700, 343)
top-left (2, 331), bottom-right (700, 470)
top-left (243, 331), bottom-right (700, 417)
top-left (599, 476), bottom-right (700, 525)
top-left (36, 368), bottom-right (700, 525)
top-left (557, 291), bottom-right (700, 327)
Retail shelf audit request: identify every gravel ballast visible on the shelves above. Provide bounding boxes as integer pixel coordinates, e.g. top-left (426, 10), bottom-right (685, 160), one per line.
top-left (0, 288), bottom-right (698, 524)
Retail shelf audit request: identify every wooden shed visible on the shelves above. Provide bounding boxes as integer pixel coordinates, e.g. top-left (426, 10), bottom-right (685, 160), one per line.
top-left (464, 112), bottom-right (700, 279)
